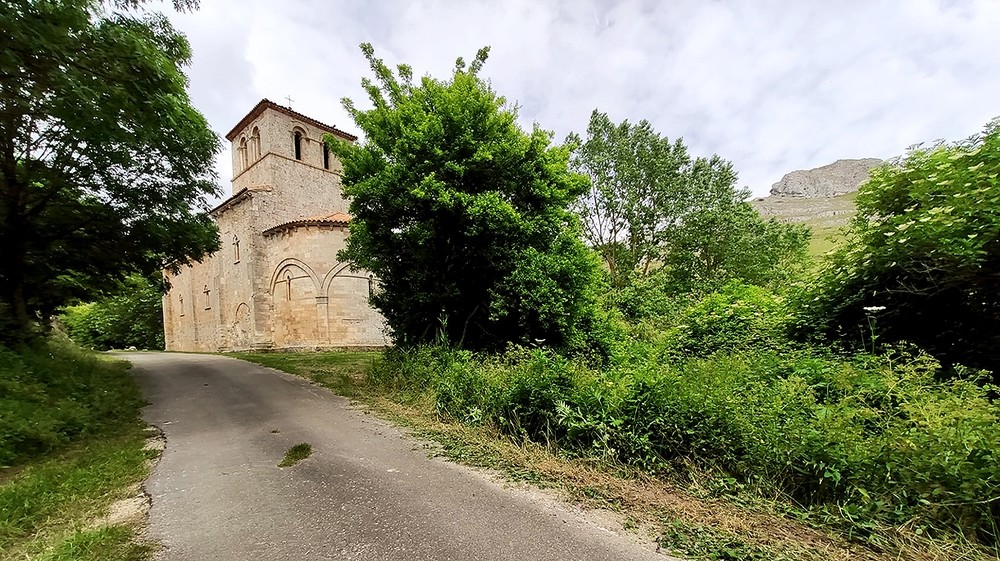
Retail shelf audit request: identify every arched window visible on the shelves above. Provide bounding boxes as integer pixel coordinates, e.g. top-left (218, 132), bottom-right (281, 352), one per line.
top-left (322, 143), bottom-right (330, 169)
top-left (178, 294), bottom-right (185, 316)
top-left (239, 137), bottom-right (248, 170)
top-left (233, 235), bottom-right (240, 263)
top-left (293, 131), bottom-right (302, 160)
top-left (284, 270), bottom-right (293, 300)
top-left (203, 285), bottom-right (211, 310)
top-left (251, 127), bottom-right (261, 161)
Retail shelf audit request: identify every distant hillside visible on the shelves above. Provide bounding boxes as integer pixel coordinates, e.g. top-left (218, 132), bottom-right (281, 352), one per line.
top-left (752, 158), bottom-right (883, 256)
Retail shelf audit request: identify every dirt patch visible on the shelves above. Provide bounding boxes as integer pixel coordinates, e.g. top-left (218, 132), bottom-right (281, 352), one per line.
top-left (90, 427), bottom-right (164, 533)
top-left (93, 489), bottom-right (150, 528)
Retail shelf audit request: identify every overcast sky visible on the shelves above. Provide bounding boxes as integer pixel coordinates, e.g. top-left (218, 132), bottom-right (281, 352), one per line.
top-left (164, 0), bottom-right (1000, 200)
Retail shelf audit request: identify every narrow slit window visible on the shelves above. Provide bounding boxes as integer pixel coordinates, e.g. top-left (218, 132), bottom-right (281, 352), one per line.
top-left (322, 143), bottom-right (330, 169)
top-left (293, 131), bottom-right (302, 160)
top-left (233, 235), bottom-right (240, 263)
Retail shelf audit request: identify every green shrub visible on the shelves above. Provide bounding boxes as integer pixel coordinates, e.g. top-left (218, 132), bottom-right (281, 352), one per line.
top-left (61, 273), bottom-right (165, 351)
top-left (661, 282), bottom-right (794, 357)
top-left (371, 344), bottom-right (1000, 544)
top-left (610, 272), bottom-right (685, 321)
top-left (0, 337), bottom-right (144, 466)
top-left (801, 120), bottom-right (1000, 377)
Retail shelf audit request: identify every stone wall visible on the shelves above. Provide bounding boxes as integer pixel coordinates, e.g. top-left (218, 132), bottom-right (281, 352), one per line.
top-left (231, 109), bottom-right (344, 191)
top-left (264, 225), bottom-right (387, 349)
top-left (163, 251), bottom-right (222, 352)
top-left (163, 220), bottom-right (387, 351)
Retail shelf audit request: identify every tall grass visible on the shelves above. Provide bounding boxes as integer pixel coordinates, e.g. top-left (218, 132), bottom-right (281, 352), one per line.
top-left (0, 337), bottom-right (152, 560)
top-left (0, 337), bottom-right (145, 466)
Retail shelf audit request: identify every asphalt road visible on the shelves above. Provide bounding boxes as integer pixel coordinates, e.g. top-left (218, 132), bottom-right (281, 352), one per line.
top-left (126, 352), bottom-right (672, 561)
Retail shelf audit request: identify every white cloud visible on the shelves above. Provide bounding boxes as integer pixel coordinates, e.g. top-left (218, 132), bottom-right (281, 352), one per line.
top-left (165, 0), bottom-right (1000, 201)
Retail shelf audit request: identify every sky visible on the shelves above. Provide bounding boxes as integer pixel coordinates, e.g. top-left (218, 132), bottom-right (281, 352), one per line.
top-left (163, 0), bottom-right (1000, 200)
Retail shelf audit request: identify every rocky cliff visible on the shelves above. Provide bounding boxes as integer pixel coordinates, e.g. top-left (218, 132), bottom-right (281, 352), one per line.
top-left (752, 158), bottom-right (883, 255)
top-left (769, 158), bottom-right (883, 198)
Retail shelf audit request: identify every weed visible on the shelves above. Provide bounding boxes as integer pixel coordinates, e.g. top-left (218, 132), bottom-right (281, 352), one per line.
top-left (0, 337), bottom-right (146, 466)
top-left (278, 443), bottom-right (312, 467)
top-left (34, 525), bottom-right (154, 561)
top-left (658, 518), bottom-right (796, 561)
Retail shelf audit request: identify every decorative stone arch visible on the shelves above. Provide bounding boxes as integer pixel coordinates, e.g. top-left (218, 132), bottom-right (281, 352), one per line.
top-left (269, 258), bottom-right (321, 296)
top-left (239, 136), bottom-right (248, 170)
top-left (322, 263), bottom-right (376, 297)
top-left (321, 262), bottom-right (385, 346)
top-left (230, 302), bottom-right (252, 348)
top-left (321, 262), bottom-right (351, 292)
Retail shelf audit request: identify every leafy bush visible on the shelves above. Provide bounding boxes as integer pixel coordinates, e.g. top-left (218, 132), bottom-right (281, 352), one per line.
top-left (610, 271), bottom-right (686, 321)
top-left (370, 345), bottom-right (1000, 544)
top-left (61, 273), bottom-right (164, 350)
top-left (0, 337), bottom-right (145, 466)
top-left (661, 282), bottom-right (794, 357)
top-left (333, 44), bottom-right (600, 352)
top-left (802, 119), bottom-right (1000, 376)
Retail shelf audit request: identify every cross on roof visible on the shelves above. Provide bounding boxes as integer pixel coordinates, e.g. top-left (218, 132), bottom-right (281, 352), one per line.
top-left (284, 94), bottom-right (295, 109)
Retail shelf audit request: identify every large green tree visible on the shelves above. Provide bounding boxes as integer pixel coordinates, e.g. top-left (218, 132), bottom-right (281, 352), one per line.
top-left (570, 110), bottom-right (809, 296)
top-left (663, 185), bottom-right (810, 294)
top-left (803, 119), bottom-right (1000, 376)
top-left (331, 44), bottom-right (600, 351)
top-left (0, 0), bottom-right (219, 338)
top-left (568, 111), bottom-right (690, 288)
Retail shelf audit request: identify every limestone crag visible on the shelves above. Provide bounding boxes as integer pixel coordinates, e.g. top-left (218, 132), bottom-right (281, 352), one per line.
top-left (770, 158), bottom-right (883, 198)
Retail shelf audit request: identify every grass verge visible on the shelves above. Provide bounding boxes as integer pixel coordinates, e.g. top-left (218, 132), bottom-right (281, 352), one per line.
top-left (0, 338), bottom-right (155, 561)
top-left (233, 350), bottom-right (990, 561)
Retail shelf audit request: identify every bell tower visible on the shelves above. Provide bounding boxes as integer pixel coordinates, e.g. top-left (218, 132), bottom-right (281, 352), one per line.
top-left (222, 99), bottom-right (357, 221)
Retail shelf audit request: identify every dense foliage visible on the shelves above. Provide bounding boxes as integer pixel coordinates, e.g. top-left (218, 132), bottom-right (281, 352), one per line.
top-left (61, 274), bottom-right (165, 350)
top-left (661, 196), bottom-right (810, 294)
top-left (370, 343), bottom-right (999, 546)
top-left (332, 44), bottom-right (600, 351)
top-left (569, 111), bottom-right (809, 297)
top-left (660, 282), bottom-right (794, 357)
top-left (0, 337), bottom-right (145, 466)
top-left (802, 119), bottom-right (1000, 376)
top-left (0, 0), bottom-right (220, 339)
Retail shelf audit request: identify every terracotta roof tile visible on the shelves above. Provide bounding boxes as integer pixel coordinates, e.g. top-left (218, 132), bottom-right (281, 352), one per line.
top-left (262, 212), bottom-right (352, 236)
top-left (225, 99), bottom-right (358, 142)
top-left (302, 212), bottom-right (352, 223)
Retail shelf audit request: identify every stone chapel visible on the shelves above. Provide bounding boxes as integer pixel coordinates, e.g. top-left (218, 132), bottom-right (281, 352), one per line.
top-left (162, 99), bottom-right (388, 351)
